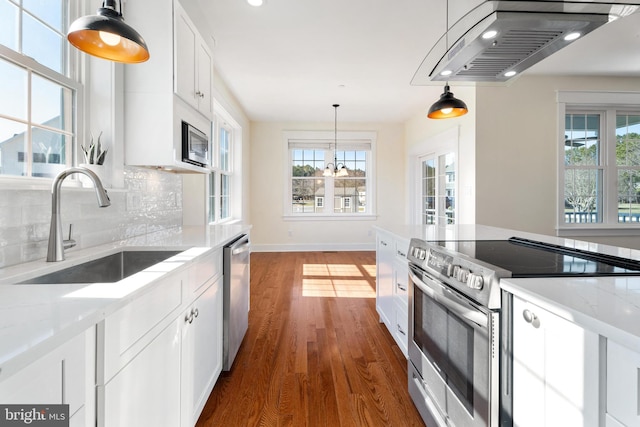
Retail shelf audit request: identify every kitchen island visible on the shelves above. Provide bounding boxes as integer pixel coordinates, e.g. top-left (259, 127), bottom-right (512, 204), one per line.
top-left (0, 224), bottom-right (250, 427)
top-left (375, 224), bottom-right (640, 427)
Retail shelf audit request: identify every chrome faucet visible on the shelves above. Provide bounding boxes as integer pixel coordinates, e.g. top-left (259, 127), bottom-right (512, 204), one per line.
top-left (47, 167), bottom-right (111, 262)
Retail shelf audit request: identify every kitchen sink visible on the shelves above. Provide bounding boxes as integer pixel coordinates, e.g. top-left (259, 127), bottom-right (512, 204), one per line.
top-left (19, 250), bottom-right (183, 284)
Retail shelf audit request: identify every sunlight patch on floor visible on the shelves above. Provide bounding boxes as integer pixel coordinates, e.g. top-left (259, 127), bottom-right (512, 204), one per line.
top-left (301, 263), bottom-right (376, 298)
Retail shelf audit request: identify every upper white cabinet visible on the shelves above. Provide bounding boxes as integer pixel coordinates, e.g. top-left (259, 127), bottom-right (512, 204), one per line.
top-left (175, 1), bottom-right (213, 118)
top-left (123, 0), bottom-right (212, 172)
top-left (511, 295), bottom-right (599, 427)
top-left (376, 230), bottom-right (409, 358)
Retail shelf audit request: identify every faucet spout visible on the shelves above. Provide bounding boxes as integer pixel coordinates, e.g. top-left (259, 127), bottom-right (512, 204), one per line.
top-left (47, 167), bottom-right (111, 262)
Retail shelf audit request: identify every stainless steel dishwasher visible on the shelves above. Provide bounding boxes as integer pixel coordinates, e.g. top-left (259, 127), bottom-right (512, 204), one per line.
top-left (223, 234), bottom-right (251, 370)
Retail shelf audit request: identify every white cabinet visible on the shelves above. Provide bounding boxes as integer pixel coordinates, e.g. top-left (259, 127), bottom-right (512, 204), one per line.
top-left (175, 1), bottom-right (213, 117)
top-left (375, 231), bottom-right (410, 357)
top-left (0, 327), bottom-right (96, 427)
top-left (607, 340), bottom-right (640, 427)
top-left (101, 318), bottom-right (181, 427)
top-left (512, 295), bottom-right (599, 427)
top-left (124, 0), bottom-right (211, 172)
top-left (181, 275), bottom-right (223, 427)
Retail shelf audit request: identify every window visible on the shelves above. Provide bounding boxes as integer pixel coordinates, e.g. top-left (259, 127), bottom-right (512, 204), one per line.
top-left (0, 0), bottom-right (79, 179)
top-left (563, 110), bottom-right (640, 226)
top-left (286, 131), bottom-right (376, 218)
top-left (208, 108), bottom-right (238, 224)
top-left (558, 91), bottom-right (640, 233)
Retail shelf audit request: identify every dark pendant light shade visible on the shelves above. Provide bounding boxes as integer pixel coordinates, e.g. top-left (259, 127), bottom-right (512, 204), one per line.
top-left (67, 0), bottom-right (149, 63)
top-left (427, 85), bottom-right (468, 119)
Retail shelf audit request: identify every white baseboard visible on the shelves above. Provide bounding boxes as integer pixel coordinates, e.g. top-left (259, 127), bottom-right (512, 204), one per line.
top-left (251, 242), bottom-right (376, 252)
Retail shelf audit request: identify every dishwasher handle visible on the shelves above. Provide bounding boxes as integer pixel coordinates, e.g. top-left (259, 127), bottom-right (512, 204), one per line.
top-left (230, 235), bottom-right (251, 255)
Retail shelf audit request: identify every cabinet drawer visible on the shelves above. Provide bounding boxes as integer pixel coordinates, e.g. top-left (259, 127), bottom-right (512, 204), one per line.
top-left (187, 247), bottom-right (222, 296)
top-left (393, 260), bottom-right (409, 304)
top-left (101, 272), bottom-right (183, 382)
top-left (393, 301), bottom-right (408, 358)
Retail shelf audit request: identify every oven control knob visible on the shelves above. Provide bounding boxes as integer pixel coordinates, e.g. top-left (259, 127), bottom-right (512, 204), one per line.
top-left (467, 273), bottom-right (484, 290)
top-left (446, 264), bottom-right (455, 277)
top-left (454, 266), bottom-right (469, 283)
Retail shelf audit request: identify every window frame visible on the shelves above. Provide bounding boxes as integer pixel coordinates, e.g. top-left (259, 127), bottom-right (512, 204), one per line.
top-left (0, 0), bottom-right (83, 186)
top-left (557, 91), bottom-right (640, 236)
top-left (208, 102), bottom-right (240, 224)
top-left (283, 130), bottom-right (377, 220)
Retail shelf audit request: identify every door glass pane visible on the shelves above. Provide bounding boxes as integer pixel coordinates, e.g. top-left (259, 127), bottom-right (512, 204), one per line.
top-left (439, 152), bottom-right (456, 225)
top-left (22, 12), bottom-right (64, 73)
top-left (0, 118), bottom-right (27, 176)
top-left (565, 114), bottom-right (600, 166)
top-left (564, 169), bottom-right (602, 223)
top-left (31, 127), bottom-right (67, 178)
top-left (0, 58), bottom-right (27, 120)
top-left (422, 159), bottom-right (436, 224)
top-left (0, 0), bottom-right (19, 51)
top-left (292, 178), bottom-right (324, 213)
top-left (32, 73), bottom-right (71, 130)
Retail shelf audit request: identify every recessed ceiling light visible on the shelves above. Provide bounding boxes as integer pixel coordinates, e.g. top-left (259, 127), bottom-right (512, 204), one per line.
top-left (247, 0), bottom-right (263, 6)
top-left (504, 70), bottom-right (517, 77)
top-left (482, 30), bottom-right (498, 39)
top-left (440, 70), bottom-right (452, 76)
top-left (564, 32), bottom-right (581, 41)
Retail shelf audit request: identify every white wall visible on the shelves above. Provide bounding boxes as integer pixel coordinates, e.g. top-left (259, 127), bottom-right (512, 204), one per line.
top-left (475, 75), bottom-right (640, 249)
top-left (249, 121), bottom-right (404, 251)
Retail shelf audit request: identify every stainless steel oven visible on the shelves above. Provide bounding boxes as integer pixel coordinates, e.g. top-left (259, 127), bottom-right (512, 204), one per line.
top-left (407, 239), bottom-right (506, 427)
top-left (406, 236), bottom-right (640, 427)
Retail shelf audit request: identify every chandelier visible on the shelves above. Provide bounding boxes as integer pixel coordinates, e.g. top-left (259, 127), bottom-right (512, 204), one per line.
top-left (323, 104), bottom-right (348, 177)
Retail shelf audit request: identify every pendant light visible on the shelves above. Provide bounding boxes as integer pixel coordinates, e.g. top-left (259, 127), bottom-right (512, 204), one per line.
top-left (67, 0), bottom-right (150, 63)
top-left (323, 104), bottom-right (348, 177)
top-left (427, 85), bottom-right (468, 119)
top-left (427, 0), bottom-right (468, 119)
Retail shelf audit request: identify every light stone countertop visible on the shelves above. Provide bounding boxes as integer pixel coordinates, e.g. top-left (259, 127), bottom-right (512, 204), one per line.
top-left (0, 224), bottom-right (251, 381)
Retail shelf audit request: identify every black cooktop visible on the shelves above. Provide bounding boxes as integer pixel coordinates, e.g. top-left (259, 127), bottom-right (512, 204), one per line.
top-left (436, 237), bottom-right (640, 277)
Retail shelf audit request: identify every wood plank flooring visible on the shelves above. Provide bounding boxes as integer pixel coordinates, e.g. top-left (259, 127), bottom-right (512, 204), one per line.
top-left (196, 251), bottom-right (425, 427)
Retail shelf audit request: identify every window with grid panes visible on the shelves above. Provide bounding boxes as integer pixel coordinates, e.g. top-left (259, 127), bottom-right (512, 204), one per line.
top-left (209, 118), bottom-right (233, 223)
top-left (287, 131), bottom-right (375, 217)
top-left (0, 0), bottom-right (79, 179)
top-left (562, 110), bottom-right (640, 226)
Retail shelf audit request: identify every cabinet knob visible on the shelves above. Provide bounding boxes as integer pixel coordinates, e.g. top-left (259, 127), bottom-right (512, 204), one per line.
top-left (522, 309), bottom-right (540, 328)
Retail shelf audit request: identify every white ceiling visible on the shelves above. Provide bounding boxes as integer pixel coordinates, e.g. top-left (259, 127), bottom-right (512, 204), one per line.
top-left (193, 0), bottom-right (640, 123)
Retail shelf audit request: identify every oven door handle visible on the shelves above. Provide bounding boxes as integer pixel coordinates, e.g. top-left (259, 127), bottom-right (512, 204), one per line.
top-left (409, 268), bottom-right (488, 329)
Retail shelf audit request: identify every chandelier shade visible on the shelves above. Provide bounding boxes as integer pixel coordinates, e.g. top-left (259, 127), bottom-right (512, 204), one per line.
top-left (67, 0), bottom-right (149, 63)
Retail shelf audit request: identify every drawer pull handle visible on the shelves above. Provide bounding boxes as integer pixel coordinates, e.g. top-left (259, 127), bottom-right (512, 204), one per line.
top-left (397, 283), bottom-right (407, 292)
top-left (397, 324), bottom-right (406, 336)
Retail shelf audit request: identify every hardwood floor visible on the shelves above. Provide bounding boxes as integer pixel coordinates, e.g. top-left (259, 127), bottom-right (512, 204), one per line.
top-left (196, 251), bottom-right (425, 427)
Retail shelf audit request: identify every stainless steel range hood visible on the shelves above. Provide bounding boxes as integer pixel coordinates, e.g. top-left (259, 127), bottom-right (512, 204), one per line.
top-left (412, 1), bottom-right (640, 84)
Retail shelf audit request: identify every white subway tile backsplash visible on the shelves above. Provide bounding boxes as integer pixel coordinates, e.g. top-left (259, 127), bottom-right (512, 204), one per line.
top-left (0, 167), bottom-right (183, 268)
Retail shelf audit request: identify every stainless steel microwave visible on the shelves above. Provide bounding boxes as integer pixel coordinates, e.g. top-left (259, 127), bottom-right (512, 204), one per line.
top-left (181, 121), bottom-right (210, 167)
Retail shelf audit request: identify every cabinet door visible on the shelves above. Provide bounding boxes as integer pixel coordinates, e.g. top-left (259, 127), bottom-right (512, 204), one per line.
top-left (196, 41), bottom-right (213, 116)
top-left (512, 296), bottom-right (599, 427)
top-left (376, 233), bottom-right (394, 328)
top-left (181, 276), bottom-right (223, 427)
top-left (0, 327), bottom-right (94, 421)
top-left (607, 340), bottom-right (640, 426)
top-left (101, 319), bottom-right (181, 427)
top-left (174, 2), bottom-right (197, 109)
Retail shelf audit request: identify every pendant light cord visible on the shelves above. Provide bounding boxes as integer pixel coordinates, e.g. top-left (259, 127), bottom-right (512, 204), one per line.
top-left (333, 104), bottom-right (339, 166)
